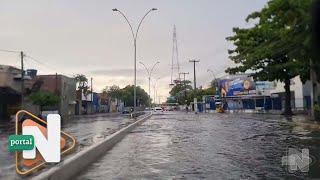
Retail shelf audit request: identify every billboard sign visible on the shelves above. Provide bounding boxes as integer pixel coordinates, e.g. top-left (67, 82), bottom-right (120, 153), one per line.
top-left (218, 77), bottom-right (256, 97)
top-left (256, 81), bottom-right (276, 96)
top-left (81, 93), bottom-right (92, 101)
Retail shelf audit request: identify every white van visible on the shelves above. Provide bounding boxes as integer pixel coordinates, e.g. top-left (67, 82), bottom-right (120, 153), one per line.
top-left (153, 107), bottom-right (163, 114)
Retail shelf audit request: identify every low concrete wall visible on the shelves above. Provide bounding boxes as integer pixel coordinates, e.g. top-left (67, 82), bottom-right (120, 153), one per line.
top-left (32, 113), bottom-right (152, 180)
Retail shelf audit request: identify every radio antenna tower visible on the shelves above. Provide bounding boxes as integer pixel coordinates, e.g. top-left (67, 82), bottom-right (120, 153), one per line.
top-left (169, 25), bottom-right (180, 86)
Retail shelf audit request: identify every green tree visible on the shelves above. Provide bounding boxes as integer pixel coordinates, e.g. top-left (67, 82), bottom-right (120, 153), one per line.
top-left (103, 85), bottom-right (149, 107)
top-left (226, 0), bottom-right (314, 115)
top-left (203, 80), bottom-right (217, 95)
top-left (103, 85), bottom-right (121, 99)
top-left (29, 91), bottom-right (60, 112)
top-left (167, 79), bottom-right (193, 105)
top-left (74, 74), bottom-right (91, 95)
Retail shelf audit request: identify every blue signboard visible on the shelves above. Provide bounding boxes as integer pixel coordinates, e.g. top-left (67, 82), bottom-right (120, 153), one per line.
top-left (218, 77), bottom-right (256, 97)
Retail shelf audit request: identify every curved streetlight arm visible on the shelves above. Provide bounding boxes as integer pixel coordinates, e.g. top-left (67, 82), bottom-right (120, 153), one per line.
top-left (139, 62), bottom-right (150, 76)
top-left (207, 69), bottom-right (217, 80)
top-left (135, 8), bottom-right (157, 40)
top-left (150, 62), bottom-right (160, 77)
top-left (152, 77), bottom-right (160, 86)
top-left (113, 9), bottom-right (135, 40)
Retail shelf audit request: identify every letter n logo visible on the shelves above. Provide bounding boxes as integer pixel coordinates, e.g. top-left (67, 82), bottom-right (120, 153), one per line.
top-left (15, 110), bottom-right (76, 175)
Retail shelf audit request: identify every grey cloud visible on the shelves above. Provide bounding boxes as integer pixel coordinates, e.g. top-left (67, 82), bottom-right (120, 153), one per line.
top-left (89, 68), bottom-right (142, 76)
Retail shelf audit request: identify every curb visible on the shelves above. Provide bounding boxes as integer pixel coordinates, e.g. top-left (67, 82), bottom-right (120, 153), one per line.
top-left (31, 113), bottom-right (152, 180)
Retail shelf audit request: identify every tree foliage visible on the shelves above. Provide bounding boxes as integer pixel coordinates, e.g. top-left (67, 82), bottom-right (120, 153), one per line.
top-left (29, 91), bottom-right (60, 111)
top-left (74, 74), bottom-right (91, 95)
top-left (103, 85), bottom-right (149, 107)
top-left (226, 0), bottom-right (315, 115)
top-left (167, 79), bottom-right (193, 105)
top-left (167, 79), bottom-right (218, 105)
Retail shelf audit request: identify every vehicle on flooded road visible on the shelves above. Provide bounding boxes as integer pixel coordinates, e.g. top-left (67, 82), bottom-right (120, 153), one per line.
top-left (153, 107), bottom-right (163, 114)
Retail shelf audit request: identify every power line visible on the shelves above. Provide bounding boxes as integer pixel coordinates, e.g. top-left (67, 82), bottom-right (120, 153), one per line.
top-left (25, 55), bottom-right (52, 68)
top-left (0, 48), bottom-right (20, 54)
top-left (25, 55), bottom-right (74, 77)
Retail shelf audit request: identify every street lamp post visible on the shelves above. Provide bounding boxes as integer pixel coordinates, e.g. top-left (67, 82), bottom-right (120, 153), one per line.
top-left (152, 78), bottom-right (160, 107)
top-left (156, 86), bottom-right (160, 104)
top-left (207, 69), bottom-right (218, 93)
top-left (139, 61), bottom-right (160, 110)
top-left (112, 8), bottom-right (157, 118)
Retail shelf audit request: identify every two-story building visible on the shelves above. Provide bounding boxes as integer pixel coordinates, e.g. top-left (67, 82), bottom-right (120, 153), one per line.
top-left (25, 74), bottom-right (77, 118)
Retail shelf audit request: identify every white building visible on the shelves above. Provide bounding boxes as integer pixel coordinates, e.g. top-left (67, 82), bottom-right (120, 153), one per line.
top-left (270, 76), bottom-right (320, 110)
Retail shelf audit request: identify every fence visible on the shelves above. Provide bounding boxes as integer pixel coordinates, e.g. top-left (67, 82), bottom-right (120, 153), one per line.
top-left (202, 96), bottom-right (311, 113)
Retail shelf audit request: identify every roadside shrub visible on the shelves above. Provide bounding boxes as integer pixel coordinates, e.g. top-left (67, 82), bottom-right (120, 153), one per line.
top-left (315, 104), bottom-right (320, 120)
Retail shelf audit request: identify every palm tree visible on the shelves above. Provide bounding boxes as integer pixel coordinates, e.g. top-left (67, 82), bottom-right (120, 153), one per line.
top-left (74, 74), bottom-right (90, 95)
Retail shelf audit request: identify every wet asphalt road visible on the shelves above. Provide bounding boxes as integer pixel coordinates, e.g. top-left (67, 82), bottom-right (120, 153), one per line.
top-left (0, 113), bottom-right (133, 179)
top-left (78, 112), bottom-right (320, 180)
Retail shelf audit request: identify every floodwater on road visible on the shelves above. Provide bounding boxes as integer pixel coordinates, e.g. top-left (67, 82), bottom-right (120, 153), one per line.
top-left (78, 112), bottom-right (320, 180)
top-left (0, 113), bottom-right (133, 179)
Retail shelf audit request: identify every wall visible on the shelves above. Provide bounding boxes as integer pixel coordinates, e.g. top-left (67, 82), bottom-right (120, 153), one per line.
top-left (270, 76), bottom-right (304, 108)
top-left (60, 76), bottom-right (77, 117)
top-left (303, 80), bottom-right (320, 100)
top-left (0, 65), bottom-right (23, 93)
top-left (27, 75), bottom-right (77, 118)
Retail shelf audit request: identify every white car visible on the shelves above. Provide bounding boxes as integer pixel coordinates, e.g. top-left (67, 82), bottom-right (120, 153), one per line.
top-left (153, 107), bottom-right (163, 114)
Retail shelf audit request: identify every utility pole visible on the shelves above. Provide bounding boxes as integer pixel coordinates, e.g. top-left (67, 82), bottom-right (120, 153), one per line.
top-left (189, 60), bottom-right (200, 90)
top-left (91, 77), bottom-right (93, 114)
top-left (189, 60), bottom-right (200, 113)
top-left (20, 51), bottom-right (24, 109)
top-left (55, 73), bottom-right (58, 93)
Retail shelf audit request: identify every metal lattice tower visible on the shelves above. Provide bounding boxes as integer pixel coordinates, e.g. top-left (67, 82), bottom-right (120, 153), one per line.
top-left (170, 25), bottom-right (180, 86)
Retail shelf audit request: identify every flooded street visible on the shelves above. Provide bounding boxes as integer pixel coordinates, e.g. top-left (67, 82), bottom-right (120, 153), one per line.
top-left (0, 113), bottom-right (133, 179)
top-left (78, 112), bottom-right (320, 179)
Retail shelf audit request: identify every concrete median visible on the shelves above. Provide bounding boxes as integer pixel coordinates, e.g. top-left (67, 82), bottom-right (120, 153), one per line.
top-left (31, 113), bottom-right (152, 180)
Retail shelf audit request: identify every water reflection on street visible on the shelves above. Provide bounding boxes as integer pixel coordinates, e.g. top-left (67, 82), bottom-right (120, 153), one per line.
top-left (78, 112), bottom-right (320, 179)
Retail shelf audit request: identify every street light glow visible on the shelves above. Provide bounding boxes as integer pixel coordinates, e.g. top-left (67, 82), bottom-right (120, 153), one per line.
top-left (152, 8), bottom-right (157, 11)
top-left (112, 8), bottom-right (118, 11)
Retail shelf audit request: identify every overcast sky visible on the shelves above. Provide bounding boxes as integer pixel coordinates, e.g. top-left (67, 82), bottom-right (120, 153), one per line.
top-left (0, 0), bottom-right (268, 102)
